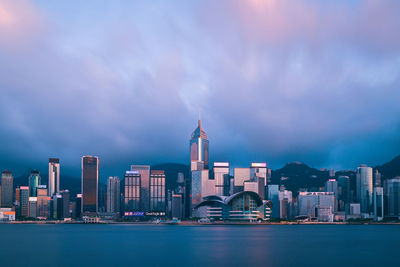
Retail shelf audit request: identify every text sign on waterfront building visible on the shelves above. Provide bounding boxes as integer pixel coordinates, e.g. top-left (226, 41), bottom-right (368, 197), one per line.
top-left (124, 211), bottom-right (145, 216)
top-left (251, 163), bottom-right (267, 168)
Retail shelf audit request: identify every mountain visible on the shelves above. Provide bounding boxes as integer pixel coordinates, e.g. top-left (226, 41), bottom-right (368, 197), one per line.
top-left (271, 162), bottom-right (330, 195)
top-left (375, 155), bottom-right (400, 180)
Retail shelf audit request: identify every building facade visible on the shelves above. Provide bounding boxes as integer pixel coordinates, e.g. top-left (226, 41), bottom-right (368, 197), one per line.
top-left (124, 171), bottom-right (141, 213)
top-left (190, 120), bottom-right (209, 171)
top-left (1, 170), bottom-right (13, 208)
top-left (150, 170), bottom-right (166, 213)
top-left (107, 176), bottom-right (121, 214)
top-left (130, 165), bottom-right (150, 212)
top-left (213, 162), bottom-right (229, 196)
top-left (356, 165), bottom-right (373, 215)
top-left (48, 158), bottom-right (60, 196)
top-left (29, 170), bottom-right (41, 197)
top-left (81, 156), bottom-right (99, 214)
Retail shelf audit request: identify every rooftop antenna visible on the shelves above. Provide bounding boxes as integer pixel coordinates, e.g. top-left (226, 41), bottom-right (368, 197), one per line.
top-left (198, 110), bottom-right (201, 128)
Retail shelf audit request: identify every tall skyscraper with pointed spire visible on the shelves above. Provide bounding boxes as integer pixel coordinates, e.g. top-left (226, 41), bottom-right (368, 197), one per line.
top-left (190, 119), bottom-right (209, 171)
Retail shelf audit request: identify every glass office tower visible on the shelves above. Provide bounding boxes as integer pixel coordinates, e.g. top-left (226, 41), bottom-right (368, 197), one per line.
top-left (190, 120), bottom-right (209, 171)
top-left (150, 170), bottom-right (166, 212)
top-left (81, 156), bottom-right (99, 214)
top-left (124, 171), bottom-right (141, 212)
top-left (130, 165), bottom-right (150, 212)
top-left (29, 170), bottom-right (41, 197)
top-left (48, 158), bottom-right (60, 196)
top-left (107, 176), bottom-right (121, 214)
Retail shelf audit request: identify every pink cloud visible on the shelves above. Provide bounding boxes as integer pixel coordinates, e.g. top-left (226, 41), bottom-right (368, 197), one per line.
top-left (0, 0), bottom-right (45, 50)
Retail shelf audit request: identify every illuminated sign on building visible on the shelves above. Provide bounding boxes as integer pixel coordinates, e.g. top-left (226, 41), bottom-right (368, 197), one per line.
top-left (124, 212), bottom-right (145, 216)
top-left (251, 163), bottom-right (267, 168)
top-left (126, 171), bottom-right (139, 175)
top-left (145, 212), bottom-right (166, 217)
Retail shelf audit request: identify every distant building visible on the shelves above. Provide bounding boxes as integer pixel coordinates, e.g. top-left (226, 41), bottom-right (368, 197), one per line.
top-left (373, 187), bottom-right (384, 221)
top-left (374, 170), bottom-right (382, 187)
top-left (191, 170), bottom-right (215, 217)
top-left (37, 185), bottom-right (48, 219)
top-left (279, 189), bottom-right (292, 219)
top-left (267, 185), bottom-right (280, 218)
top-left (1, 170), bottom-right (13, 208)
top-left (29, 170), bottom-right (41, 197)
top-left (213, 162), bottom-right (229, 196)
top-left (48, 158), bottom-right (60, 196)
top-left (356, 165), bottom-right (373, 216)
top-left (74, 194), bottom-right (82, 219)
top-left (124, 171), bottom-right (141, 213)
top-left (81, 156), bottom-right (99, 214)
top-left (193, 191), bottom-right (264, 221)
top-left (244, 178), bottom-right (265, 200)
top-left (19, 186), bottom-right (30, 218)
top-left (337, 176), bottom-right (350, 211)
top-left (250, 163), bottom-right (267, 186)
top-left (61, 190), bottom-right (70, 218)
top-left (346, 203), bottom-right (361, 220)
top-left (0, 208), bottom-right (15, 221)
top-left (384, 178), bottom-right (400, 219)
top-left (130, 165), bottom-right (150, 212)
top-left (298, 192), bottom-right (335, 221)
top-left (150, 170), bottom-right (166, 213)
top-left (107, 176), bottom-right (121, 214)
top-left (190, 119), bottom-right (209, 171)
top-left (28, 197), bottom-right (37, 218)
top-left (233, 168), bottom-right (250, 190)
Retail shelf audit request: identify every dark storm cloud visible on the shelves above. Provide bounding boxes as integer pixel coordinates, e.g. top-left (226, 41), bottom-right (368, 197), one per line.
top-left (0, 0), bottom-right (400, 177)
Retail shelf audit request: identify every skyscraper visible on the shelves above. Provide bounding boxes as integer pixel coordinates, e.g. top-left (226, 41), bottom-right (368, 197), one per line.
top-left (384, 177), bottom-right (400, 219)
top-left (48, 158), bottom-right (60, 196)
top-left (19, 186), bottom-right (29, 218)
top-left (356, 165), bottom-right (373, 215)
top-left (81, 156), bottom-right (99, 214)
top-left (130, 165), bottom-right (150, 212)
top-left (250, 163), bottom-right (268, 186)
top-left (373, 187), bottom-right (384, 221)
top-left (150, 170), bottom-right (166, 213)
top-left (37, 185), bottom-right (48, 219)
top-left (124, 171), bottom-right (141, 213)
top-left (107, 176), bottom-right (121, 214)
top-left (29, 170), bottom-right (41, 197)
top-left (1, 170), bottom-right (13, 208)
top-left (337, 176), bottom-right (350, 211)
top-left (213, 162), bottom-right (229, 196)
top-left (190, 119), bottom-right (209, 171)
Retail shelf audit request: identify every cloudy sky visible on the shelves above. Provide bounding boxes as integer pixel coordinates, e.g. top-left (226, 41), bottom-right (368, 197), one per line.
top-left (0, 0), bottom-right (399, 177)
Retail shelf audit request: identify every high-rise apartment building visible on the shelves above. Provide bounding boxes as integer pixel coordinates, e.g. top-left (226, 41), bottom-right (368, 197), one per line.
top-left (356, 165), bottom-right (373, 215)
top-left (150, 170), bottom-right (166, 212)
top-left (190, 120), bottom-right (209, 171)
top-left (107, 176), bottom-right (120, 214)
top-left (81, 156), bottom-right (99, 214)
top-left (124, 171), bottom-right (141, 212)
top-left (130, 165), bottom-right (150, 212)
top-left (29, 170), bottom-right (41, 197)
top-left (1, 170), bottom-right (13, 208)
top-left (48, 158), bottom-right (60, 196)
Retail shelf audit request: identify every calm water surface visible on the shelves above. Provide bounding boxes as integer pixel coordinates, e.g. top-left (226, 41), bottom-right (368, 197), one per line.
top-left (0, 224), bottom-right (398, 266)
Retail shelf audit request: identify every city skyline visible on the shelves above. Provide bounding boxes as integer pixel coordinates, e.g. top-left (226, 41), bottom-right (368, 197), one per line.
top-left (1, 1), bottom-right (400, 176)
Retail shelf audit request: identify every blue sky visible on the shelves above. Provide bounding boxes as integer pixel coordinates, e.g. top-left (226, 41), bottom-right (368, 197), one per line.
top-left (0, 0), bottom-right (399, 177)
